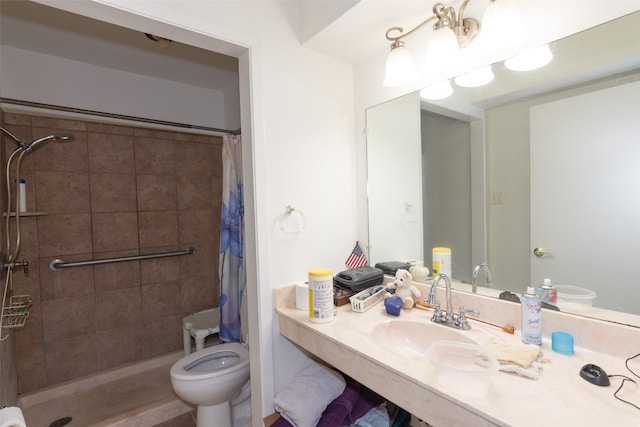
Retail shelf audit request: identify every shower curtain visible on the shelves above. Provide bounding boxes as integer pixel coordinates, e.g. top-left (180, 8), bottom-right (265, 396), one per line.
top-left (219, 133), bottom-right (244, 343)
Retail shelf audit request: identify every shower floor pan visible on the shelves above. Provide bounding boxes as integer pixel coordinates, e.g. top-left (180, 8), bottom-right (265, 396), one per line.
top-left (16, 351), bottom-right (194, 427)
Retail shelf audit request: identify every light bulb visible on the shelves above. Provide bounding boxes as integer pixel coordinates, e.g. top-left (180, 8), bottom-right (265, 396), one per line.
top-left (383, 42), bottom-right (418, 87)
top-left (425, 26), bottom-right (460, 71)
top-left (479, 0), bottom-right (525, 48)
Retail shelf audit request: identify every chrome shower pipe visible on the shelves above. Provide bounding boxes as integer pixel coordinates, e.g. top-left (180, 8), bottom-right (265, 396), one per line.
top-left (0, 126), bottom-right (25, 149)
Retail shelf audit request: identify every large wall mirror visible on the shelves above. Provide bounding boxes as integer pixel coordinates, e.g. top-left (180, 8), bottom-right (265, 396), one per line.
top-left (366, 11), bottom-right (640, 327)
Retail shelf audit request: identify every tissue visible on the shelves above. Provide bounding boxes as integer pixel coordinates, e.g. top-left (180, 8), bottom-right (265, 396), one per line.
top-left (295, 281), bottom-right (309, 311)
top-left (0, 406), bottom-right (26, 427)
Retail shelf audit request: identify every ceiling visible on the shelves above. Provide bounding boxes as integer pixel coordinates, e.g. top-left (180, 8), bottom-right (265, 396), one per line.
top-left (0, 1), bottom-right (239, 92)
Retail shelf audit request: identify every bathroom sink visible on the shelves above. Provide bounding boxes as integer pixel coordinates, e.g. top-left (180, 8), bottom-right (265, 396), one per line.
top-left (369, 320), bottom-right (476, 358)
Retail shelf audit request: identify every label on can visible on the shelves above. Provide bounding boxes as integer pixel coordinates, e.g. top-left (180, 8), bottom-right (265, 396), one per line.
top-left (308, 268), bottom-right (334, 323)
top-left (521, 293), bottom-right (542, 345)
top-left (432, 247), bottom-right (452, 277)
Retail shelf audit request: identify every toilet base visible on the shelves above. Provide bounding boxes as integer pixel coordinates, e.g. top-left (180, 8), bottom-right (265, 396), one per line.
top-left (197, 401), bottom-right (232, 427)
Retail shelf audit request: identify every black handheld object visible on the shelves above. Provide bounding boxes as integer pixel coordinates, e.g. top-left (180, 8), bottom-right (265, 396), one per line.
top-left (580, 364), bottom-right (610, 386)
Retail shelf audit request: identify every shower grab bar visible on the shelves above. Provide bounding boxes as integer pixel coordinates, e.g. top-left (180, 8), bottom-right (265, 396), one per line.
top-left (48, 247), bottom-right (195, 271)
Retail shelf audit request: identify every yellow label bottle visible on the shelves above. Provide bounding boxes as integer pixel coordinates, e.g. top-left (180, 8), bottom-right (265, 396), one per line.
top-left (308, 268), bottom-right (334, 323)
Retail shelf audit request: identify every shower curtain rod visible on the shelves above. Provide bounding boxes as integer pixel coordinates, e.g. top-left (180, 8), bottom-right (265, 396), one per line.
top-left (0, 97), bottom-right (241, 135)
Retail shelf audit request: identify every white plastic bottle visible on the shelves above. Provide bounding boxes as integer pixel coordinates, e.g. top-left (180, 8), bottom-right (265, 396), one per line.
top-left (521, 286), bottom-right (542, 345)
top-left (18, 179), bottom-right (27, 212)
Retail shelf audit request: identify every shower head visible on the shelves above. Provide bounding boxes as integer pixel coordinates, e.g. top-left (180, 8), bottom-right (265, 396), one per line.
top-left (23, 132), bottom-right (74, 153)
top-left (0, 126), bottom-right (24, 148)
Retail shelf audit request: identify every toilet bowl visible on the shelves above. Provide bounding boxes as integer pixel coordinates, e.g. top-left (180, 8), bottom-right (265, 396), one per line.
top-left (170, 342), bottom-right (250, 427)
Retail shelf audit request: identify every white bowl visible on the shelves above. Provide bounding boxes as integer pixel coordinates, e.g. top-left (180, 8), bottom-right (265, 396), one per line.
top-left (427, 341), bottom-right (498, 397)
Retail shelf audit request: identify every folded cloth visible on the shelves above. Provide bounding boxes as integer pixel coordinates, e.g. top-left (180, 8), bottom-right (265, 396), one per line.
top-left (273, 359), bottom-right (346, 427)
top-left (484, 338), bottom-right (541, 368)
top-left (317, 376), bottom-right (386, 427)
top-left (484, 338), bottom-right (550, 380)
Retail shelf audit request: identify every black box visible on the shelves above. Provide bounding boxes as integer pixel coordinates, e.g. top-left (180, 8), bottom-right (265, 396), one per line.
top-left (374, 261), bottom-right (411, 275)
top-left (333, 266), bottom-right (384, 292)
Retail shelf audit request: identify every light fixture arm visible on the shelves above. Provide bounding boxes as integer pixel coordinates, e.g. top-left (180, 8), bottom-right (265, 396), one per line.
top-left (385, 16), bottom-right (437, 43)
top-left (385, 0), bottom-right (480, 47)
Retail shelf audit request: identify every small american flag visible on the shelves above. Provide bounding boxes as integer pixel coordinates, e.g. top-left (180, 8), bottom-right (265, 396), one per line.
top-left (345, 242), bottom-right (368, 269)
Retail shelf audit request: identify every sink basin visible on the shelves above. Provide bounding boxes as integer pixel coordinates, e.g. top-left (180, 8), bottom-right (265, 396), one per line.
top-left (370, 320), bottom-right (476, 358)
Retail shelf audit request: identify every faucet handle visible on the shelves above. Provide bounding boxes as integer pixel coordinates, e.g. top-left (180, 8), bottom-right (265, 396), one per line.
top-left (456, 306), bottom-right (478, 330)
top-left (460, 306), bottom-right (479, 317)
top-left (431, 301), bottom-right (444, 323)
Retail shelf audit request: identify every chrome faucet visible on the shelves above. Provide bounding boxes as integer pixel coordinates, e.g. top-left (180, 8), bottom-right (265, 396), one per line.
top-left (427, 273), bottom-right (475, 330)
top-left (427, 273), bottom-right (454, 324)
top-left (471, 262), bottom-right (493, 294)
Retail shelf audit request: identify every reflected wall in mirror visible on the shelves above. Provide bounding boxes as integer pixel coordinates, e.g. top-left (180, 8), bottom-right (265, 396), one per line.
top-left (366, 11), bottom-right (640, 327)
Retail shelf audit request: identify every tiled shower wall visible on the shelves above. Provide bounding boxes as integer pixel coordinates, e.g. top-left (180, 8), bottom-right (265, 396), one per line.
top-left (1, 112), bottom-right (223, 394)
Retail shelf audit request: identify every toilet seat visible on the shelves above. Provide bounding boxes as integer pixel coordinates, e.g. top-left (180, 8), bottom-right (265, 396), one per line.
top-left (171, 342), bottom-right (249, 381)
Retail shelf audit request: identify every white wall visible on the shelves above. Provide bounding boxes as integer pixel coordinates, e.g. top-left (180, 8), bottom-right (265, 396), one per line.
top-left (8, 0), bottom-right (356, 421)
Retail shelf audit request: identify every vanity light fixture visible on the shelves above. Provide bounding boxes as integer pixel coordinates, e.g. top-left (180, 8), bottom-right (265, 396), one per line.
top-left (504, 44), bottom-right (553, 71)
top-left (383, 0), bottom-right (524, 87)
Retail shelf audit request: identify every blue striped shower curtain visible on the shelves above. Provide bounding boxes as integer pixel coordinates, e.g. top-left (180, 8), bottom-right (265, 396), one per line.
top-left (219, 134), bottom-right (244, 342)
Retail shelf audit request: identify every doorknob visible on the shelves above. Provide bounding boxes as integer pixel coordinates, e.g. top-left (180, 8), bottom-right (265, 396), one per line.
top-left (533, 247), bottom-right (552, 257)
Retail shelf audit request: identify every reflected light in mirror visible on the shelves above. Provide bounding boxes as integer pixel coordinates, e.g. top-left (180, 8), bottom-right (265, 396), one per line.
top-left (425, 25), bottom-right (461, 70)
top-left (505, 44), bottom-right (553, 71)
top-left (420, 80), bottom-right (453, 100)
top-left (479, 0), bottom-right (525, 48)
top-left (454, 65), bottom-right (495, 87)
top-left (383, 40), bottom-right (418, 87)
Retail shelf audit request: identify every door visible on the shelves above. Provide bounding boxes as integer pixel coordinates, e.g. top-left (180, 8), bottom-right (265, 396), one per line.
top-left (530, 80), bottom-right (640, 314)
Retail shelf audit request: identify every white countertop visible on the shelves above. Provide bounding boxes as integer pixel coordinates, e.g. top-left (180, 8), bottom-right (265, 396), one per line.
top-left (276, 285), bottom-right (640, 427)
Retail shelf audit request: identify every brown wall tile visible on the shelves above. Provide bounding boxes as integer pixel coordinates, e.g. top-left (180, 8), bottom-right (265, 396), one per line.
top-left (175, 141), bottom-right (215, 176)
top-left (135, 138), bottom-right (175, 174)
top-left (44, 334), bottom-right (98, 384)
top-left (138, 211), bottom-right (178, 248)
top-left (34, 171), bottom-right (90, 213)
top-left (136, 174), bottom-right (177, 211)
top-left (41, 294), bottom-right (96, 344)
top-left (177, 175), bottom-right (214, 211)
top-left (98, 326), bottom-right (143, 370)
top-left (90, 173), bottom-right (137, 212)
top-left (92, 212), bottom-right (139, 252)
top-left (37, 213), bottom-right (93, 257)
top-left (96, 287), bottom-right (142, 330)
top-left (143, 315), bottom-right (182, 358)
top-left (141, 281), bottom-right (181, 321)
top-left (88, 133), bottom-right (135, 174)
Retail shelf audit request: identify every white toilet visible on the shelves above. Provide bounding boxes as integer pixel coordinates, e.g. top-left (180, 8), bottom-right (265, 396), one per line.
top-left (171, 294), bottom-right (251, 427)
top-left (170, 341), bottom-right (250, 427)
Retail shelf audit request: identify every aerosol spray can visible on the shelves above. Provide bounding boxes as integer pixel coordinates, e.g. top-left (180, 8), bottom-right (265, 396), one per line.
top-left (537, 278), bottom-right (557, 305)
top-left (521, 286), bottom-right (542, 345)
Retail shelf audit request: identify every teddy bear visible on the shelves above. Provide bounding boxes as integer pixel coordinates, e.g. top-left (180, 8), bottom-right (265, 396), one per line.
top-left (385, 269), bottom-right (422, 309)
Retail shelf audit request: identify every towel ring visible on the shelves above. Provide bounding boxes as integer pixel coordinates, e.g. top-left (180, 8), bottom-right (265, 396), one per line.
top-left (278, 205), bottom-right (306, 233)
